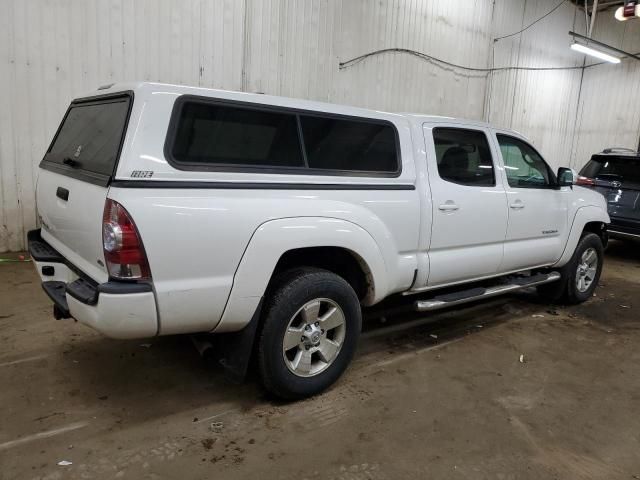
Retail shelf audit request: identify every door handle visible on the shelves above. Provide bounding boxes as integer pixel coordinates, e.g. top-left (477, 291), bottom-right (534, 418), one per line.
top-left (510, 200), bottom-right (525, 210)
top-left (438, 202), bottom-right (460, 212)
top-left (56, 187), bottom-right (69, 201)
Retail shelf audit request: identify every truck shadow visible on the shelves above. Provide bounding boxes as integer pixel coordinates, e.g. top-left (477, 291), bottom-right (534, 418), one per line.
top-left (605, 238), bottom-right (640, 263)
top-left (358, 293), bottom-right (539, 361)
top-left (63, 238), bottom-right (640, 421)
top-left (65, 291), bottom-right (542, 423)
top-left (10, 245), bottom-right (635, 447)
top-left (63, 240), bottom-right (640, 420)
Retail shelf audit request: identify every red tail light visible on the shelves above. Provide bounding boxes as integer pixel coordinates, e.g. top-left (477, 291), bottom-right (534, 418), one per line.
top-left (102, 199), bottom-right (151, 280)
top-left (576, 176), bottom-right (595, 187)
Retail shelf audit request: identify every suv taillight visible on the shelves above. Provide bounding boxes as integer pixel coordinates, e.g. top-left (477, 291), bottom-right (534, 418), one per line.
top-left (576, 176), bottom-right (596, 187)
top-left (102, 199), bottom-right (151, 280)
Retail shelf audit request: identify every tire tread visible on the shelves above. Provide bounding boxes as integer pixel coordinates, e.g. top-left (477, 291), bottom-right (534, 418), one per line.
top-left (537, 232), bottom-right (603, 305)
top-left (257, 267), bottom-right (361, 400)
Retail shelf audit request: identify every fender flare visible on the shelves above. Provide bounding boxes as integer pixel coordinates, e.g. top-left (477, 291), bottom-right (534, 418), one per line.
top-left (554, 205), bottom-right (609, 268)
top-left (212, 217), bottom-right (389, 333)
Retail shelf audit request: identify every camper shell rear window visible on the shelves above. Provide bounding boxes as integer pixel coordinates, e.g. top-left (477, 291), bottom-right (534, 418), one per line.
top-left (164, 96), bottom-right (401, 177)
top-left (40, 92), bottom-right (133, 186)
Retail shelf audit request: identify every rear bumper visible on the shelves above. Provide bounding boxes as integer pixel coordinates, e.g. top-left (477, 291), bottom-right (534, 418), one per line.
top-left (28, 229), bottom-right (158, 339)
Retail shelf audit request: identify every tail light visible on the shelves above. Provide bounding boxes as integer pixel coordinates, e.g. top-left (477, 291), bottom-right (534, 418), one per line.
top-left (102, 199), bottom-right (151, 280)
top-left (576, 176), bottom-right (596, 187)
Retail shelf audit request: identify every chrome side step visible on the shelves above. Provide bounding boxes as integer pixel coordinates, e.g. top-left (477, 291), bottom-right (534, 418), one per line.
top-left (414, 272), bottom-right (561, 312)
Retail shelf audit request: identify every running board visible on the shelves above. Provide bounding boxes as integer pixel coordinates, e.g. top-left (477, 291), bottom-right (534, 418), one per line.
top-left (414, 272), bottom-right (561, 312)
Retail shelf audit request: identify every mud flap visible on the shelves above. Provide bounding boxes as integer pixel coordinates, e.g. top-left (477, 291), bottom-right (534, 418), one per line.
top-left (205, 298), bottom-right (264, 383)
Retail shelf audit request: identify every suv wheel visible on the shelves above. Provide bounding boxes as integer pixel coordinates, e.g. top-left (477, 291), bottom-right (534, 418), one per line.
top-left (537, 233), bottom-right (604, 304)
top-left (257, 268), bottom-right (361, 400)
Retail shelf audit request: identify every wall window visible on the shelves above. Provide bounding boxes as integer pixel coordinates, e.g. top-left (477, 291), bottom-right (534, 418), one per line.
top-left (497, 135), bottom-right (553, 188)
top-left (167, 97), bottom-right (400, 175)
top-left (432, 128), bottom-right (495, 187)
top-left (300, 116), bottom-right (398, 173)
top-left (171, 101), bottom-right (304, 168)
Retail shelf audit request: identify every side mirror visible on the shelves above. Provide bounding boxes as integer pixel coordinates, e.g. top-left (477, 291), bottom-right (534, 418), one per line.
top-left (557, 167), bottom-right (576, 187)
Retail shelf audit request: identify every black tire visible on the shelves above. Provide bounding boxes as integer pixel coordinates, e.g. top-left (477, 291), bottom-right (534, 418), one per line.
top-left (537, 233), bottom-right (604, 305)
top-left (257, 267), bottom-right (361, 400)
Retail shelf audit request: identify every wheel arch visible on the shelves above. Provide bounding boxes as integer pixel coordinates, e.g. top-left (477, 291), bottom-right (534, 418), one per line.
top-left (213, 217), bottom-right (388, 333)
top-left (582, 220), bottom-right (608, 247)
top-left (554, 206), bottom-right (609, 268)
top-left (269, 246), bottom-right (374, 303)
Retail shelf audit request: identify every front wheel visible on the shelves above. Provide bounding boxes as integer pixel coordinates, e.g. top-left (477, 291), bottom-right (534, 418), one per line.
top-left (537, 232), bottom-right (604, 305)
top-left (257, 268), bottom-right (361, 400)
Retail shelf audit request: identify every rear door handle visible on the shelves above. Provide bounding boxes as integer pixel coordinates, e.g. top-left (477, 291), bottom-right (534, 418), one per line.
top-left (438, 202), bottom-right (460, 212)
top-left (510, 200), bottom-right (525, 210)
top-left (56, 187), bottom-right (69, 201)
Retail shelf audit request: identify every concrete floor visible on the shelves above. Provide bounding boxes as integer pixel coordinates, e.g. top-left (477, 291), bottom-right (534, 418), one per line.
top-left (1, 241), bottom-right (639, 480)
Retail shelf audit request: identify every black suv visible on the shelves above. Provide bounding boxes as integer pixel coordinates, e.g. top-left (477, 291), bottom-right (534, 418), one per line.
top-left (578, 148), bottom-right (640, 241)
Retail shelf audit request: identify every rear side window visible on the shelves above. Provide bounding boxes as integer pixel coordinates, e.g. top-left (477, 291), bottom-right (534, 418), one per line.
top-left (166, 97), bottom-right (400, 176)
top-left (171, 102), bottom-right (304, 168)
top-left (580, 155), bottom-right (640, 183)
top-left (432, 128), bottom-right (495, 186)
top-left (43, 96), bottom-right (131, 180)
top-left (300, 116), bottom-right (398, 172)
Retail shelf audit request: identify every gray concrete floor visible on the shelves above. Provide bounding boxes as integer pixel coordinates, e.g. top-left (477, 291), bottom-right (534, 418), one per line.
top-left (1, 241), bottom-right (639, 480)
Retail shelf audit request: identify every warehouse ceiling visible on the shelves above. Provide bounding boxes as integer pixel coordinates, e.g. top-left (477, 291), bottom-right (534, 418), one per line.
top-left (569, 0), bottom-right (625, 12)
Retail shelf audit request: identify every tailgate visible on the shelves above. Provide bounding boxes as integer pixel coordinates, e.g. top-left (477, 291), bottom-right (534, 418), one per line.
top-left (36, 92), bottom-right (132, 283)
top-left (37, 170), bottom-right (110, 282)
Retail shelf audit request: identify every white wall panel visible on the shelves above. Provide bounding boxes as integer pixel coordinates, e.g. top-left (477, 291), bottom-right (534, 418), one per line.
top-left (1, 0), bottom-right (639, 251)
top-left (245, 0), bottom-right (340, 99)
top-left (332, 0), bottom-right (493, 116)
top-left (488, 0), bottom-right (586, 169)
top-left (0, 0), bottom-right (244, 252)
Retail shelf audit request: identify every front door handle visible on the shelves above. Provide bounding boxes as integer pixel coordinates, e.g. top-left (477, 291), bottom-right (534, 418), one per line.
top-left (510, 200), bottom-right (525, 210)
top-left (438, 201), bottom-right (460, 212)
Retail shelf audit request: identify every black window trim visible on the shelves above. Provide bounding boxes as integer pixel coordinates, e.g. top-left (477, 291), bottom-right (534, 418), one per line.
top-left (39, 91), bottom-right (135, 188)
top-left (163, 94), bottom-right (402, 178)
top-left (295, 115), bottom-right (310, 168)
top-left (432, 127), bottom-right (497, 188)
top-left (496, 133), bottom-right (558, 190)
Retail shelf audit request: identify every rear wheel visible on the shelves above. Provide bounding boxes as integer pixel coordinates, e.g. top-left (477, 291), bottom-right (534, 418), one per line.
top-left (257, 268), bottom-right (361, 400)
top-left (537, 233), bottom-right (604, 305)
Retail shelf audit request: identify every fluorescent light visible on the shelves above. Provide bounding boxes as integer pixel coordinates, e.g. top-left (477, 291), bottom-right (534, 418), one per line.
top-left (571, 43), bottom-right (621, 64)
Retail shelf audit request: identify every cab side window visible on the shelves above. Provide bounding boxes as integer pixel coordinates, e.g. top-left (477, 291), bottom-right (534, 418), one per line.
top-left (497, 135), bottom-right (554, 188)
top-left (433, 128), bottom-right (495, 187)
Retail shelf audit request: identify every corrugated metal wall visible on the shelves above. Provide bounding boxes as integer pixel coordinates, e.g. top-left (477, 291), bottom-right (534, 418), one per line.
top-left (490, 1), bottom-right (640, 170)
top-left (0, 0), bottom-right (245, 252)
top-left (1, 0), bottom-right (639, 252)
top-left (572, 12), bottom-right (640, 166)
top-left (489, 0), bottom-right (586, 168)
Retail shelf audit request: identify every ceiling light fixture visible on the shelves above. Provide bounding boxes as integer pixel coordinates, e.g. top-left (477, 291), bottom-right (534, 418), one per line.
top-left (568, 31), bottom-right (640, 64)
top-left (570, 43), bottom-right (621, 63)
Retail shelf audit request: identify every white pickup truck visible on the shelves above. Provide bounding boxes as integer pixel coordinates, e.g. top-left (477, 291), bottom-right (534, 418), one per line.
top-left (29, 82), bottom-right (609, 399)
